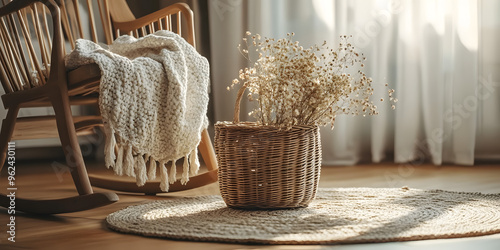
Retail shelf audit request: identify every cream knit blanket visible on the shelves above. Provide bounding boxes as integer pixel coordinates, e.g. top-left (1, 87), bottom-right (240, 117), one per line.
top-left (66, 30), bottom-right (210, 192)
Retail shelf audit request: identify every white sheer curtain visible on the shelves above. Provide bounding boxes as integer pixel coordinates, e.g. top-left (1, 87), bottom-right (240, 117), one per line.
top-left (208, 0), bottom-right (500, 166)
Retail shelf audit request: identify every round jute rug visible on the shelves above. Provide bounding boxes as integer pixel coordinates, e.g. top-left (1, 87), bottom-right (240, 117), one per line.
top-left (106, 187), bottom-right (500, 244)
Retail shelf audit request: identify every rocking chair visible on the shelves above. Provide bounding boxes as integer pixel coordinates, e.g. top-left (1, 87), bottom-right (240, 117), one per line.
top-left (0, 0), bottom-right (217, 214)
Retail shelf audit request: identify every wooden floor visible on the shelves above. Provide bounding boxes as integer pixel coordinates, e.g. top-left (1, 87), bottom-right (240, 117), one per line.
top-left (1, 159), bottom-right (500, 250)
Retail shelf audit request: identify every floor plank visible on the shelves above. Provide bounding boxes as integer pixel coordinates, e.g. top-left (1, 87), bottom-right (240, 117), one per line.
top-left (1, 160), bottom-right (499, 250)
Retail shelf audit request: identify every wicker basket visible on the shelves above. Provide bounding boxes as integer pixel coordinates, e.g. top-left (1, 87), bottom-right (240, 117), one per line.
top-left (214, 85), bottom-right (322, 209)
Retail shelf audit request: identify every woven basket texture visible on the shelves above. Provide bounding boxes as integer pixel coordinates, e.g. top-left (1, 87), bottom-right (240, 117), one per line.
top-left (214, 122), bottom-right (322, 209)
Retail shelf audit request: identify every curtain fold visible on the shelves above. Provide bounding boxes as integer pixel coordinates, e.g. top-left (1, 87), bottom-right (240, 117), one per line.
top-left (208, 0), bottom-right (500, 166)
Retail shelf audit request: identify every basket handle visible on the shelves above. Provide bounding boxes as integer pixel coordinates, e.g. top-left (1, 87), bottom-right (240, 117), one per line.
top-left (233, 84), bottom-right (247, 124)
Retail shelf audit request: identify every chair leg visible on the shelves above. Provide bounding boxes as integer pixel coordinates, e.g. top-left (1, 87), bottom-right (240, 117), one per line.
top-left (0, 106), bottom-right (20, 171)
top-left (198, 129), bottom-right (218, 171)
top-left (51, 93), bottom-right (93, 195)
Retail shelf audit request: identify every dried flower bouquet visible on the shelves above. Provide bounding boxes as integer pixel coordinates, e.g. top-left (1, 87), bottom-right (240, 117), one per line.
top-left (230, 32), bottom-right (396, 129)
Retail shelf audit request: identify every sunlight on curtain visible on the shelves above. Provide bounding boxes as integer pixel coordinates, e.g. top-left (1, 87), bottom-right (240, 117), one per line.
top-left (208, 0), bottom-right (500, 166)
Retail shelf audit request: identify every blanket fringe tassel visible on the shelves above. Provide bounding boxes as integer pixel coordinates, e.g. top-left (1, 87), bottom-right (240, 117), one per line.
top-left (147, 154), bottom-right (156, 180)
top-left (160, 161), bottom-right (169, 192)
top-left (104, 125), bottom-right (116, 169)
top-left (105, 140), bottom-right (202, 192)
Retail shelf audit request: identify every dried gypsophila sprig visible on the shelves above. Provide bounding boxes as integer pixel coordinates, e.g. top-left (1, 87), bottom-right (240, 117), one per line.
top-left (229, 31), bottom-right (396, 129)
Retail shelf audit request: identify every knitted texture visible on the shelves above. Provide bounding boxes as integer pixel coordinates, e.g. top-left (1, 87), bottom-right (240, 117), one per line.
top-left (66, 30), bottom-right (210, 191)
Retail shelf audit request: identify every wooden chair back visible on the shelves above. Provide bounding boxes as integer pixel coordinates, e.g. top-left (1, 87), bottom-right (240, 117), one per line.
top-left (0, 0), bottom-right (64, 95)
top-left (58, 0), bottom-right (113, 47)
top-left (58, 0), bottom-right (196, 48)
top-left (106, 0), bottom-right (195, 47)
top-left (0, 0), bottom-right (111, 96)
